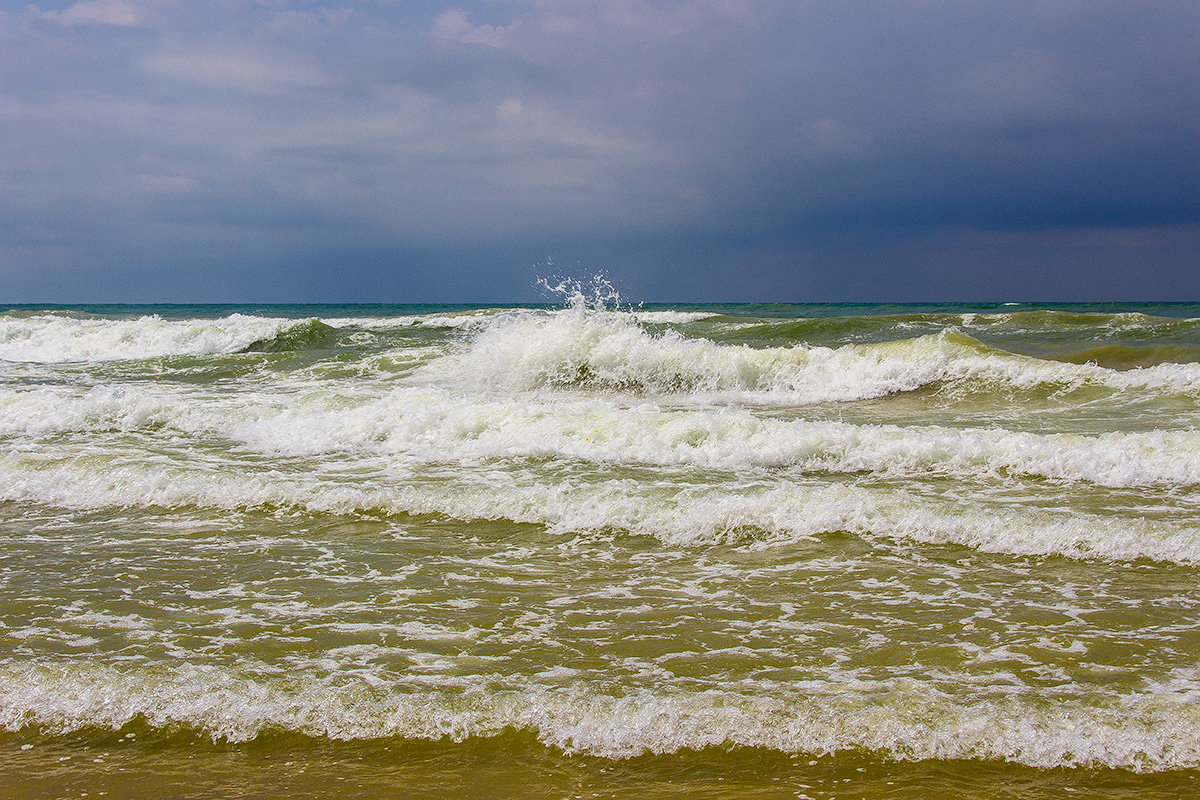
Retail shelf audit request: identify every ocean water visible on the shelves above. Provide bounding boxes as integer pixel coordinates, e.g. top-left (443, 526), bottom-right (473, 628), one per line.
top-left (2, 294), bottom-right (1200, 798)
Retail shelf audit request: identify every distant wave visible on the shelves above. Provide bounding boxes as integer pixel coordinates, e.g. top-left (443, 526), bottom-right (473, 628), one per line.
top-left (421, 307), bottom-right (1200, 401)
top-left (5, 308), bottom-right (1199, 389)
top-left (0, 313), bottom-right (307, 363)
top-left (0, 311), bottom-right (516, 363)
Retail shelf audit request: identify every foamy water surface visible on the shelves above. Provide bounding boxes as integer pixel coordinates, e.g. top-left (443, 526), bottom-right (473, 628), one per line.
top-left (3, 300), bottom-right (1200, 797)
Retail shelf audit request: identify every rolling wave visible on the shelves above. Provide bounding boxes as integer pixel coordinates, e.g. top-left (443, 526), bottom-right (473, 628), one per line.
top-left (0, 313), bottom-right (309, 363)
top-left (3, 454), bottom-right (1198, 563)
top-left (424, 308), bottom-right (1200, 402)
top-left (5, 307), bottom-right (1200, 402)
top-left (240, 318), bottom-right (343, 353)
top-left (4, 663), bottom-right (1198, 770)
top-left (4, 383), bottom-right (1200, 487)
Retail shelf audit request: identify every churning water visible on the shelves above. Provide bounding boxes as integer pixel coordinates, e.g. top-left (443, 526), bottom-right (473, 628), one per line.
top-left (3, 294), bottom-right (1200, 798)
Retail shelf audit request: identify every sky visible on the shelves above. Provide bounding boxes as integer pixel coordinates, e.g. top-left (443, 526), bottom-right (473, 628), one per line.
top-left (2, 0), bottom-right (1200, 302)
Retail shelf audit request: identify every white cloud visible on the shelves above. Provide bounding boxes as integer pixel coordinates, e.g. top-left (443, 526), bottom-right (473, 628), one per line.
top-left (429, 9), bottom-right (473, 39)
top-left (43, 0), bottom-right (140, 27)
top-left (141, 53), bottom-right (332, 93)
top-left (448, 0), bottom-right (749, 50)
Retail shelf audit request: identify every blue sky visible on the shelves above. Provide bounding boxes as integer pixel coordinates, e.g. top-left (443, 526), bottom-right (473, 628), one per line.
top-left (2, 0), bottom-right (1199, 302)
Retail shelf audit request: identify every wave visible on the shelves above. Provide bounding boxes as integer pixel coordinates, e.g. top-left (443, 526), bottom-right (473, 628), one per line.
top-left (701, 314), bottom-right (952, 346)
top-left (324, 309), bottom-right (511, 331)
top-left (3, 663), bottom-right (1199, 770)
top-left (8, 308), bottom-right (1200, 394)
top-left (421, 308), bottom-right (1200, 402)
top-left (0, 313), bottom-right (319, 363)
top-left (0, 309), bottom-right (610, 363)
top-left (5, 384), bottom-right (1200, 488)
top-left (3, 454), bottom-right (1198, 563)
top-left (240, 318), bottom-right (343, 353)
top-left (1048, 343), bottom-right (1200, 369)
top-left (960, 309), bottom-right (1200, 336)
top-left (0, 311), bottom-right (497, 363)
top-left (699, 309), bottom-right (1200, 344)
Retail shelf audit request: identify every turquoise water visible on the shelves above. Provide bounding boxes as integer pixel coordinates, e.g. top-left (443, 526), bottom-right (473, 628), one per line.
top-left (2, 298), bottom-right (1200, 797)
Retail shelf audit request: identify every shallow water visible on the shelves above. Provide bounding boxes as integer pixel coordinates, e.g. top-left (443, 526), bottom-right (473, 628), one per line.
top-left (2, 299), bottom-right (1200, 797)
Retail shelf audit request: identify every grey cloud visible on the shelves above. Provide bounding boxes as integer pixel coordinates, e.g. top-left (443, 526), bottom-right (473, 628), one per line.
top-left (41, 0), bottom-right (140, 27)
top-left (1, 0), bottom-right (1199, 300)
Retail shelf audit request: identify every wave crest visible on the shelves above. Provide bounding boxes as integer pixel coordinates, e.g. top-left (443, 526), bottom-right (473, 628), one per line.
top-left (0, 314), bottom-right (313, 363)
top-left (4, 663), bottom-right (1199, 769)
top-left (424, 309), bottom-right (1200, 402)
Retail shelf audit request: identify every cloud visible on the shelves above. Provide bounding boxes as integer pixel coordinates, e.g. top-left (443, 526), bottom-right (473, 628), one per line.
top-left (2, 0), bottom-right (1199, 300)
top-left (429, 9), bottom-right (473, 39)
top-left (796, 118), bottom-right (873, 159)
top-left (42, 0), bottom-right (140, 27)
top-left (141, 52), bottom-right (332, 93)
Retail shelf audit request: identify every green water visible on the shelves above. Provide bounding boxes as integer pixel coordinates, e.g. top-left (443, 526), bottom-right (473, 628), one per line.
top-left (2, 301), bottom-right (1200, 797)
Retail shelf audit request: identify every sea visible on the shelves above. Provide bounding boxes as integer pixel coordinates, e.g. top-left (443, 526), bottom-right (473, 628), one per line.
top-left (2, 290), bottom-right (1200, 799)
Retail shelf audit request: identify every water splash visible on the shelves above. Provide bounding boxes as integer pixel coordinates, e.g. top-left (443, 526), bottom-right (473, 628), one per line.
top-left (534, 265), bottom-right (628, 313)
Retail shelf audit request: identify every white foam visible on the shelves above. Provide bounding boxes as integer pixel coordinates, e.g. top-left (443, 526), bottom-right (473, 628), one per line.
top-left (8, 309), bottom-right (1200, 405)
top-left (419, 308), bottom-right (1200, 402)
top-left (0, 385), bottom-right (178, 437)
top-left (0, 314), bottom-right (308, 363)
top-left (324, 311), bottom-right (506, 331)
top-left (627, 310), bottom-right (719, 324)
top-left (2, 454), bottom-right (1197, 563)
top-left (7, 382), bottom-right (1198, 489)
top-left (3, 663), bottom-right (1199, 769)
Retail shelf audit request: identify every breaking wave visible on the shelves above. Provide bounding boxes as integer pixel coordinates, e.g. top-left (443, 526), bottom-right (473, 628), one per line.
top-left (5, 306), bottom-right (1200, 406)
top-left (3, 454), bottom-right (1199, 563)
top-left (240, 318), bottom-right (342, 353)
top-left (4, 663), bottom-right (1199, 770)
top-left (3, 385), bottom-right (1200, 488)
top-left (0, 313), bottom-right (313, 363)
top-left (424, 307), bottom-right (1200, 402)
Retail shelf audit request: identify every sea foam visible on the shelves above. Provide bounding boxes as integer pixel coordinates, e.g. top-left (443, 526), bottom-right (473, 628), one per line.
top-left (421, 307), bottom-right (1200, 402)
top-left (3, 663), bottom-right (1199, 770)
top-left (0, 313), bottom-right (308, 363)
top-left (3, 452), bottom-right (1199, 563)
top-left (5, 383), bottom-right (1200, 488)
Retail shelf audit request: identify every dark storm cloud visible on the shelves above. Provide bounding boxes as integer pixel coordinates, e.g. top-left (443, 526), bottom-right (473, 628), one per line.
top-left (1, 0), bottom-right (1198, 300)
